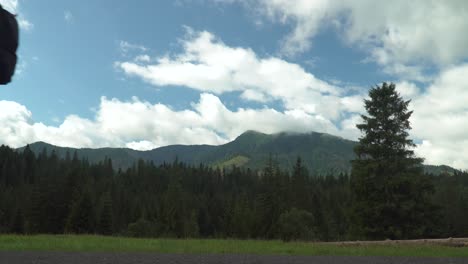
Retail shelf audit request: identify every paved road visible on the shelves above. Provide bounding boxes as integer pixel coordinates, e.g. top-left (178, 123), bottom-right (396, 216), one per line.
top-left (0, 252), bottom-right (466, 264)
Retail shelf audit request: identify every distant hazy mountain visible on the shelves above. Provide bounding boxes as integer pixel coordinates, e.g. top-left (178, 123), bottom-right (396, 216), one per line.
top-left (18, 131), bottom-right (458, 175)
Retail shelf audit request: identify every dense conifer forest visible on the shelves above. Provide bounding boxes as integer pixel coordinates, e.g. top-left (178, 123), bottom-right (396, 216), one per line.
top-left (0, 144), bottom-right (467, 241)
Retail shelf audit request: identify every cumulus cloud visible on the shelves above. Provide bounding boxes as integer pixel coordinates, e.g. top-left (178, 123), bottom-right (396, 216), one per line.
top-left (134, 55), bottom-right (151, 63)
top-left (17, 18), bottom-right (33, 31)
top-left (4, 72), bottom-right (468, 168)
top-left (126, 140), bottom-right (158, 151)
top-left (0, 94), bottom-right (345, 151)
top-left (395, 81), bottom-right (421, 100)
top-left (3, 62), bottom-right (468, 168)
top-left (219, 0), bottom-right (468, 79)
top-left (251, 0), bottom-right (333, 57)
top-left (409, 64), bottom-right (468, 168)
top-left (0, 0), bottom-right (33, 31)
top-left (206, 0), bottom-right (468, 167)
top-left (0, 100), bottom-right (36, 148)
top-left (0, 0), bottom-right (17, 12)
top-left (240, 89), bottom-right (269, 102)
top-left (117, 28), bottom-right (365, 121)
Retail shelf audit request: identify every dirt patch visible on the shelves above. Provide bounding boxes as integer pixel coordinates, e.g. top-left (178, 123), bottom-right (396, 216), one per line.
top-left (325, 238), bottom-right (468, 247)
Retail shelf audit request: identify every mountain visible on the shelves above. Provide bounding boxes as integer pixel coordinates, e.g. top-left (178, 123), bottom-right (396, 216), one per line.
top-left (17, 131), bottom-right (458, 175)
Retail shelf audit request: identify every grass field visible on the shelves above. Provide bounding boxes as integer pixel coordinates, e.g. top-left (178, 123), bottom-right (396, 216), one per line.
top-left (0, 235), bottom-right (467, 257)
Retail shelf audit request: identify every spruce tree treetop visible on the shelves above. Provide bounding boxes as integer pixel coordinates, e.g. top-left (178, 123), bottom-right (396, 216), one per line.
top-left (355, 82), bottom-right (421, 164)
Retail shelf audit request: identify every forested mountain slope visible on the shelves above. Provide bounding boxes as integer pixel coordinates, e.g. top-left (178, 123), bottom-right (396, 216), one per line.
top-left (18, 130), bottom-right (457, 175)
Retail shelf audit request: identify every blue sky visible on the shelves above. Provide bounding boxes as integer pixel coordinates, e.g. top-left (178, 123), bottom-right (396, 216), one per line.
top-left (2, 0), bottom-right (468, 169)
top-left (4, 0), bottom-right (383, 123)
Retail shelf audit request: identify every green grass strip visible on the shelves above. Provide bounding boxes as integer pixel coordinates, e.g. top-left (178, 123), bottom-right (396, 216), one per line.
top-left (0, 235), bottom-right (467, 257)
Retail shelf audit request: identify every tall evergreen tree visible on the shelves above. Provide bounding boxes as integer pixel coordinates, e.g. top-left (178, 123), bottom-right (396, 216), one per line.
top-left (230, 192), bottom-right (254, 238)
top-left (26, 185), bottom-right (46, 233)
top-left (255, 155), bottom-right (285, 238)
top-left (351, 82), bottom-right (438, 240)
top-left (291, 157), bottom-right (309, 210)
top-left (97, 192), bottom-right (113, 235)
top-left (66, 191), bottom-right (94, 234)
top-left (11, 208), bottom-right (24, 234)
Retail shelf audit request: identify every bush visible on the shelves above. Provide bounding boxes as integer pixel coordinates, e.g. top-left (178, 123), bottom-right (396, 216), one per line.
top-left (278, 208), bottom-right (316, 241)
top-left (127, 218), bottom-right (158, 238)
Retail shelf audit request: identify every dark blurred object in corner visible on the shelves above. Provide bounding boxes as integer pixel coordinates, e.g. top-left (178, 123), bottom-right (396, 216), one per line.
top-left (0, 4), bottom-right (19, 85)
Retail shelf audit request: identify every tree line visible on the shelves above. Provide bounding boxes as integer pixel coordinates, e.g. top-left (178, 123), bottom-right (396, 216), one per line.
top-left (0, 144), bottom-right (466, 240)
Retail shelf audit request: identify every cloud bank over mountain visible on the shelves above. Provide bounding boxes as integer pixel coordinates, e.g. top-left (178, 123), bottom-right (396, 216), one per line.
top-left (3, 0), bottom-right (468, 169)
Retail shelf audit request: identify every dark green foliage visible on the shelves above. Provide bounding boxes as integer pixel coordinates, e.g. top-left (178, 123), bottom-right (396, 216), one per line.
top-left (97, 192), bottom-right (113, 235)
top-left (66, 191), bottom-right (94, 234)
top-left (0, 139), bottom-right (466, 240)
top-left (432, 172), bottom-right (468, 237)
top-left (278, 208), bottom-right (316, 241)
top-left (11, 209), bottom-right (24, 234)
top-left (20, 131), bottom-right (458, 177)
top-left (291, 157), bottom-right (310, 210)
top-left (160, 176), bottom-right (196, 238)
top-left (19, 132), bottom-right (455, 177)
top-left (184, 210), bottom-right (200, 238)
top-left (228, 192), bottom-right (254, 238)
top-left (254, 155), bottom-right (288, 238)
top-left (127, 218), bottom-right (158, 238)
top-left (18, 131), bottom-right (358, 175)
top-left (27, 185), bottom-right (46, 233)
top-left (351, 83), bottom-right (439, 240)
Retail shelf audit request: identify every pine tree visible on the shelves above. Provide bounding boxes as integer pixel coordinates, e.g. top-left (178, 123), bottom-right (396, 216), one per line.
top-left (66, 191), bottom-right (94, 234)
top-left (230, 192), bottom-right (254, 238)
top-left (11, 208), bottom-right (24, 234)
top-left (278, 207), bottom-right (316, 241)
top-left (161, 176), bottom-right (188, 237)
top-left (255, 155), bottom-right (285, 238)
top-left (351, 82), bottom-right (438, 240)
top-left (97, 192), bottom-right (113, 235)
top-left (291, 157), bottom-right (309, 210)
top-left (184, 210), bottom-right (200, 238)
top-left (21, 145), bottom-right (35, 184)
top-left (26, 185), bottom-right (46, 233)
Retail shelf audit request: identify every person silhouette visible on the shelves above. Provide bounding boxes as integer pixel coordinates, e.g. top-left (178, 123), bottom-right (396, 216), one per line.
top-left (0, 4), bottom-right (19, 85)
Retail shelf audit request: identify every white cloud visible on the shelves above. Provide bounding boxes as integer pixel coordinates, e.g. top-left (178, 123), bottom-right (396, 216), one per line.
top-left (250, 0), bottom-right (333, 57)
top-left (220, 0), bottom-right (468, 79)
top-left (338, 114), bottom-right (362, 140)
top-left (395, 81), bottom-right (421, 100)
top-left (240, 89), bottom-right (269, 102)
top-left (392, 64), bottom-right (468, 169)
top-left (119, 41), bottom-right (148, 54)
top-left (415, 140), bottom-right (468, 170)
top-left (126, 140), bottom-right (158, 151)
top-left (4, 63), bottom-right (468, 168)
top-left (134, 55), bottom-right (151, 63)
top-left (117, 29), bottom-right (365, 121)
top-left (17, 18), bottom-right (33, 31)
top-left (211, 0), bottom-right (468, 168)
top-left (0, 94), bottom-right (342, 151)
top-left (1, 0), bottom-right (33, 31)
top-left (0, 100), bottom-right (36, 148)
top-left (0, 0), bottom-right (17, 12)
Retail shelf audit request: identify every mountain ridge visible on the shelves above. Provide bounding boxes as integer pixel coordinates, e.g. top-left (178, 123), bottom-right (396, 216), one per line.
top-left (17, 131), bottom-right (458, 175)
